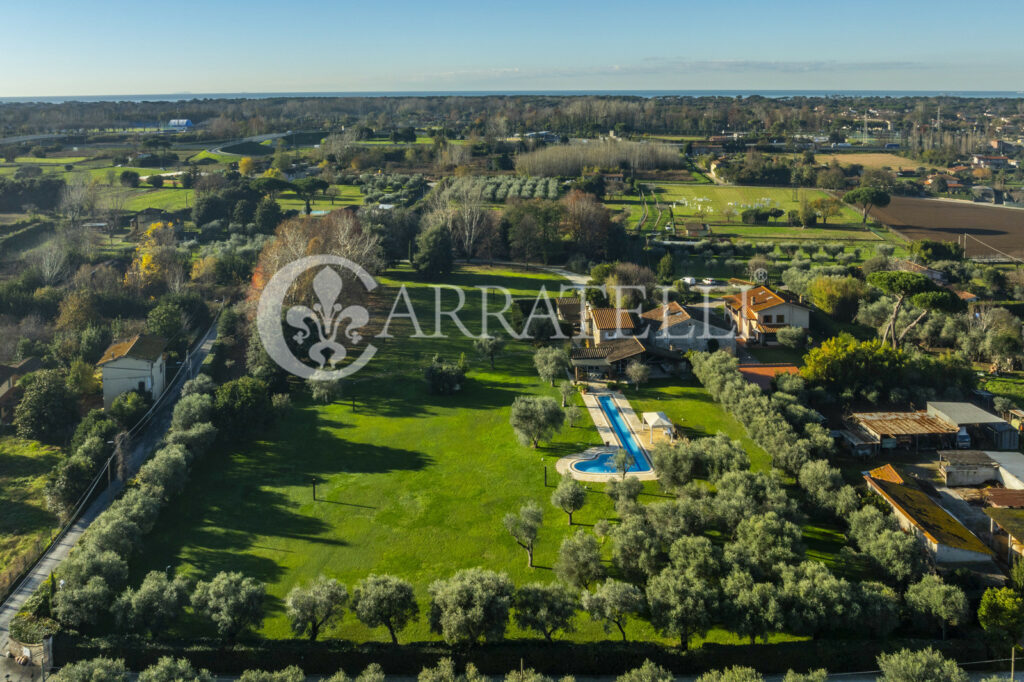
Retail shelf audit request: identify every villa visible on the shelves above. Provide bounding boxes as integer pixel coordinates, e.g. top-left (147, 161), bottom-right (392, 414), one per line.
top-left (722, 286), bottom-right (809, 345)
top-left (567, 300), bottom-right (735, 380)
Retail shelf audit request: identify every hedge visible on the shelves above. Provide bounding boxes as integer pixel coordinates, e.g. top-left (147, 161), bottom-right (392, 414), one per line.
top-left (52, 633), bottom-right (989, 677)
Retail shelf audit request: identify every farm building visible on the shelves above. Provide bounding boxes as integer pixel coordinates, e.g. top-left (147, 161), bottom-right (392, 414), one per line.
top-left (722, 286), bottom-right (809, 345)
top-left (864, 470), bottom-right (994, 564)
top-left (97, 334), bottom-right (167, 408)
top-left (168, 118), bottom-right (194, 131)
top-left (985, 508), bottom-right (1024, 564)
top-left (844, 410), bottom-right (958, 455)
top-left (927, 402), bottom-right (1019, 451)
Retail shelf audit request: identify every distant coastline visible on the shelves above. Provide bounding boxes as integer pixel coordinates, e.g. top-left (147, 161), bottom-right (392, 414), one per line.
top-left (2, 89), bottom-right (1024, 104)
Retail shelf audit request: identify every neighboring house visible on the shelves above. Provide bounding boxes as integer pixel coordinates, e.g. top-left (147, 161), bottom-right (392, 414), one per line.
top-left (0, 357), bottom-right (42, 423)
top-left (168, 119), bottom-right (194, 131)
top-left (955, 290), bottom-right (978, 303)
top-left (722, 286), bottom-right (809, 345)
top-left (569, 338), bottom-right (646, 381)
top-left (639, 301), bottom-right (735, 354)
top-left (738, 363), bottom-right (800, 392)
top-left (972, 154), bottom-right (1011, 170)
top-left (864, 469), bottom-right (995, 564)
top-left (97, 334), bottom-right (167, 408)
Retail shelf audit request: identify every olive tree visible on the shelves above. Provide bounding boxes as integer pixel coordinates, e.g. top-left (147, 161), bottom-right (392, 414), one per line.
top-left (351, 574), bottom-right (419, 644)
top-left (285, 575), bottom-right (348, 641)
top-left (550, 473), bottom-right (586, 524)
top-left (554, 531), bottom-right (604, 588)
top-left (906, 575), bottom-right (967, 640)
top-left (512, 582), bottom-right (578, 641)
top-left (503, 501), bottom-right (543, 567)
top-left (113, 570), bottom-right (191, 635)
top-left (876, 647), bottom-right (968, 682)
top-left (533, 346), bottom-right (568, 386)
top-left (428, 568), bottom-right (515, 644)
top-left (191, 571), bottom-right (265, 639)
top-left (582, 579), bottom-right (645, 641)
top-left (139, 657), bottom-right (214, 682)
top-left (509, 396), bottom-right (565, 448)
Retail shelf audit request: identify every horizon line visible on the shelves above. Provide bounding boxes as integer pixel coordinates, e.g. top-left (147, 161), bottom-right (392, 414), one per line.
top-left (3, 88), bottom-right (1024, 102)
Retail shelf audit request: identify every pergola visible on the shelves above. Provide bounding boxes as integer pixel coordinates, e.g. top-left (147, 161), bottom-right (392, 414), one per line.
top-left (641, 411), bottom-right (674, 445)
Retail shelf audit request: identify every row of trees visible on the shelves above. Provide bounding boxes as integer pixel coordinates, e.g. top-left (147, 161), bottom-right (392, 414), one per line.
top-left (53, 645), bottom-right (999, 682)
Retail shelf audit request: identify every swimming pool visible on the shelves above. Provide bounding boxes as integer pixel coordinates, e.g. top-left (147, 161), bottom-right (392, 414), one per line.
top-left (572, 395), bottom-right (652, 474)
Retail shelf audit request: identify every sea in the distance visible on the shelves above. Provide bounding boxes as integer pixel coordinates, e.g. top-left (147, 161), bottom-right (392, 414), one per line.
top-left (2, 89), bottom-right (1023, 103)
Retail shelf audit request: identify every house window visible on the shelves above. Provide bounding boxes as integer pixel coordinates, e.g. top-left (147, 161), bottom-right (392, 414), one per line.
top-left (775, 314), bottom-right (785, 323)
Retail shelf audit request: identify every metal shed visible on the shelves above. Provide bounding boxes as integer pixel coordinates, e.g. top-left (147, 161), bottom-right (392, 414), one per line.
top-left (927, 402), bottom-right (1019, 451)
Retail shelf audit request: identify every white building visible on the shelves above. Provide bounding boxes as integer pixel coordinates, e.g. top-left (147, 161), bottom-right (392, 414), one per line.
top-left (97, 334), bottom-right (167, 408)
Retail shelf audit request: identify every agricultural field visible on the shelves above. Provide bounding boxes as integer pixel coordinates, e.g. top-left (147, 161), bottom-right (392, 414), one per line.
top-left (130, 265), bottom-right (819, 646)
top-left (607, 184), bottom-right (865, 232)
top-left (815, 152), bottom-right (924, 171)
top-left (451, 175), bottom-right (561, 203)
top-left (869, 196), bottom-right (1024, 259)
top-left (0, 437), bottom-right (61, 579)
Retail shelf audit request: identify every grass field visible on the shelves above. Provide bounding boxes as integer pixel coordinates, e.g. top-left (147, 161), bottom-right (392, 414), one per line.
top-left (131, 264), bottom-right (813, 646)
top-left (0, 437), bottom-right (61, 577)
top-left (276, 184), bottom-right (364, 213)
top-left (114, 187), bottom-right (196, 211)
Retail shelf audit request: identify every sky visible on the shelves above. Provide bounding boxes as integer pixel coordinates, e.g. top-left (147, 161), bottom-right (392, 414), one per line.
top-left (2, 0), bottom-right (1023, 97)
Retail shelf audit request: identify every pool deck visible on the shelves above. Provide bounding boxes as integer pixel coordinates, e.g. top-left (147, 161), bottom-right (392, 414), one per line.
top-left (555, 389), bottom-right (659, 482)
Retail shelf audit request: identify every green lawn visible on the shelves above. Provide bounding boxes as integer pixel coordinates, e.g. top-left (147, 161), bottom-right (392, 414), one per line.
top-left (132, 264), bottom-right (803, 646)
top-left (116, 187), bottom-right (196, 212)
top-left (710, 224), bottom-right (881, 242)
top-left (0, 437), bottom-right (61, 577)
top-left (981, 374), bottom-right (1024, 410)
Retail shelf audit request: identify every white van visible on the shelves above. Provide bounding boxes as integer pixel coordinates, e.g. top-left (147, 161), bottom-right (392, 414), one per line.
top-left (956, 427), bottom-right (971, 449)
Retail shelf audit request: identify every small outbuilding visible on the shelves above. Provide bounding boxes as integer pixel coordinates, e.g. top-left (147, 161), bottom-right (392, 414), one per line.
top-left (928, 401), bottom-right (1019, 451)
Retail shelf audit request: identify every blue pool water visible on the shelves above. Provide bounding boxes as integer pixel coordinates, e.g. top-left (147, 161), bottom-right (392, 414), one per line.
top-left (572, 395), bottom-right (652, 474)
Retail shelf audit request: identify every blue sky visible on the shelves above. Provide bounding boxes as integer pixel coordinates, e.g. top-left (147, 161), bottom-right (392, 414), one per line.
top-left (2, 0), bottom-right (1022, 96)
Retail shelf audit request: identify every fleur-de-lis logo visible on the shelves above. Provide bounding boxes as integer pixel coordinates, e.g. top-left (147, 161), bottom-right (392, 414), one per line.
top-left (285, 267), bottom-right (370, 369)
top-left (257, 255), bottom-right (378, 379)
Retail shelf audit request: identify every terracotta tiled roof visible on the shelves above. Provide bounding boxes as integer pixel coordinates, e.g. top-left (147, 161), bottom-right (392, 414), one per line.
top-left (867, 463), bottom-right (905, 485)
top-left (97, 334), bottom-right (167, 366)
top-left (737, 363), bottom-right (800, 391)
top-left (589, 308), bottom-right (637, 331)
top-left (722, 286), bottom-right (797, 320)
top-left (640, 301), bottom-right (691, 329)
top-left (956, 290), bottom-right (978, 301)
top-left (866, 477), bottom-right (993, 556)
top-left (570, 337), bottom-right (646, 364)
